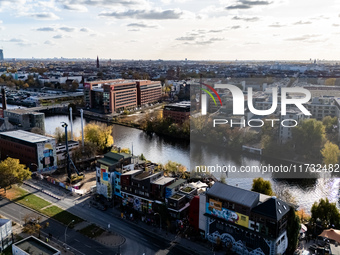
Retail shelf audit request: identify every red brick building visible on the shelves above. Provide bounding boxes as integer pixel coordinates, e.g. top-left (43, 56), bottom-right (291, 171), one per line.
top-left (0, 130), bottom-right (57, 173)
top-left (84, 79), bottom-right (162, 113)
top-left (136, 80), bottom-right (162, 106)
top-left (163, 101), bottom-right (190, 123)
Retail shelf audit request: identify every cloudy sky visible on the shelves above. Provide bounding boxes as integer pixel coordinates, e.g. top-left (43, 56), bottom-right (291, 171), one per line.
top-left (0, 0), bottom-right (340, 60)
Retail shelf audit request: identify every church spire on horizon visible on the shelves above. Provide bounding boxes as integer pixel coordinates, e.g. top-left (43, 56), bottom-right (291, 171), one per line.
top-left (96, 55), bottom-right (99, 68)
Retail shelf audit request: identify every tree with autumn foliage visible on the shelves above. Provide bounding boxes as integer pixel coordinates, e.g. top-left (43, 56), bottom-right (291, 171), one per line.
top-left (0, 157), bottom-right (31, 192)
top-left (162, 160), bottom-right (187, 178)
top-left (84, 122), bottom-right (114, 152)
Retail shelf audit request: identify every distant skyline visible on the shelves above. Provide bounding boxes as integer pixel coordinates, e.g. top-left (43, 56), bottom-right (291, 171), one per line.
top-left (0, 0), bottom-right (339, 60)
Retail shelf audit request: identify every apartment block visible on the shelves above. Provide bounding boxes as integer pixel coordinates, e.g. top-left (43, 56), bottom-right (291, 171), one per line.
top-left (305, 96), bottom-right (340, 120)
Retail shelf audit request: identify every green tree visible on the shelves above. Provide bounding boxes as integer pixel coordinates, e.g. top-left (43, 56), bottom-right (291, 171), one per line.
top-left (286, 208), bottom-right (301, 254)
top-left (251, 177), bottom-right (274, 196)
top-left (321, 141), bottom-right (340, 166)
top-left (139, 153), bottom-right (146, 161)
top-left (311, 198), bottom-right (340, 228)
top-left (292, 119), bottom-right (326, 157)
top-left (0, 158), bottom-right (31, 192)
top-left (322, 116), bottom-right (338, 133)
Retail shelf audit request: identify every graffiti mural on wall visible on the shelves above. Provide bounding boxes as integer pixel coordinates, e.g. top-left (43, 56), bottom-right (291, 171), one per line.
top-left (206, 231), bottom-right (265, 255)
top-left (37, 141), bottom-right (57, 172)
top-left (206, 200), bottom-right (249, 228)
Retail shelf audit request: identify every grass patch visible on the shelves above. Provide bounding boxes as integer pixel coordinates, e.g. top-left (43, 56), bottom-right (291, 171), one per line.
top-left (5, 186), bottom-right (83, 228)
top-left (6, 186), bottom-right (51, 211)
top-left (42, 206), bottom-right (83, 226)
top-left (78, 224), bottom-right (105, 238)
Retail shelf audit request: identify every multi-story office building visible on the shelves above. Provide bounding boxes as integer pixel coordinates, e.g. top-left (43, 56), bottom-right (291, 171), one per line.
top-left (84, 79), bottom-right (137, 113)
top-left (84, 79), bottom-right (162, 113)
top-left (103, 80), bottom-right (137, 113)
top-left (136, 80), bottom-right (162, 106)
top-left (204, 182), bottom-right (290, 255)
top-left (0, 49), bottom-right (3, 61)
top-left (0, 130), bottom-right (57, 173)
top-left (163, 101), bottom-right (190, 123)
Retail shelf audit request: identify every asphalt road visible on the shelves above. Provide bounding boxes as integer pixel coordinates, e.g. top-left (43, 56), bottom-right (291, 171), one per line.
top-left (1, 183), bottom-right (196, 255)
top-left (0, 196), bottom-right (115, 255)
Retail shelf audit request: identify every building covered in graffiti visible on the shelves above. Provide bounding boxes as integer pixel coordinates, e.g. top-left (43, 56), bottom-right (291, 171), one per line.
top-left (204, 182), bottom-right (290, 255)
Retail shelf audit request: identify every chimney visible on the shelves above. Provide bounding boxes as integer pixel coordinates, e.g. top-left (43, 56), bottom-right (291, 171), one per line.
top-left (1, 88), bottom-right (6, 110)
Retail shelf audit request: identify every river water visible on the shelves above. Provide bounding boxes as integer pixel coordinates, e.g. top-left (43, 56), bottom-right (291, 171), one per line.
top-left (34, 114), bottom-right (340, 213)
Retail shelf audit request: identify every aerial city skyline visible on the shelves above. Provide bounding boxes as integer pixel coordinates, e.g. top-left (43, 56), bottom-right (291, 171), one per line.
top-left (0, 0), bottom-right (339, 60)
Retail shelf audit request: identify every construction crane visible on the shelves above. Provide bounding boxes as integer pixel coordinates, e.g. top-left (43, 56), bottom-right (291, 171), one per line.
top-left (61, 122), bottom-right (85, 184)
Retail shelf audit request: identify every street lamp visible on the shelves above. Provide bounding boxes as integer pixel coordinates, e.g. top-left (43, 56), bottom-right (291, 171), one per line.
top-left (154, 212), bottom-right (161, 231)
top-left (65, 219), bottom-right (75, 244)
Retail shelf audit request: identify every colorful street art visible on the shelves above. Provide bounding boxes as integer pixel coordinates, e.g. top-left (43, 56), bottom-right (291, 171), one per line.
top-left (206, 201), bottom-right (249, 228)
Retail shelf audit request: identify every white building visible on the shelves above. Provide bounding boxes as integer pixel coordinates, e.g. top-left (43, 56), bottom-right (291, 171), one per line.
top-left (305, 96), bottom-right (340, 120)
top-left (279, 109), bottom-right (307, 144)
top-left (12, 236), bottom-right (60, 255)
top-left (0, 219), bottom-right (12, 253)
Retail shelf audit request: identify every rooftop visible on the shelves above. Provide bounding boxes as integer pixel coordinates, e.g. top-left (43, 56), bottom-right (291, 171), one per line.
top-left (0, 218), bottom-right (11, 227)
top-left (252, 197), bottom-right (290, 220)
top-left (164, 101), bottom-right (191, 110)
top-left (151, 176), bottom-right (175, 185)
top-left (133, 171), bottom-right (160, 180)
top-left (121, 169), bottom-right (143, 176)
top-left (167, 179), bottom-right (186, 189)
top-left (14, 236), bottom-right (60, 255)
top-left (0, 130), bottom-right (53, 144)
top-left (97, 151), bottom-right (131, 166)
top-left (207, 182), bottom-right (259, 208)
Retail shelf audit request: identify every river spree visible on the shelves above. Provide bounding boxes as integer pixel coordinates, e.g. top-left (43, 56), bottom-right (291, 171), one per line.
top-left (42, 114), bottom-right (340, 213)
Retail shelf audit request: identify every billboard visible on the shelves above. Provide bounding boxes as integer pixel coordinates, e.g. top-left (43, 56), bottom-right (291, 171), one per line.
top-left (206, 200), bottom-right (249, 228)
top-left (37, 139), bottom-right (57, 173)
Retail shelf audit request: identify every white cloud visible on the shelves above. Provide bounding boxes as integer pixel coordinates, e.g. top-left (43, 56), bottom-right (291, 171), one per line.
top-left (44, 40), bottom-right (56, 45)
top-left (26, 12), bottom-right (60, 20)
top-left (99, 9), bottom-right (183, 19)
